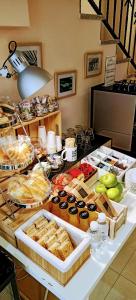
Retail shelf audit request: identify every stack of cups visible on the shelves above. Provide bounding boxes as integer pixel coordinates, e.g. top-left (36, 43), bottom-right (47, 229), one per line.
top-left (38, 126), bottom-right (47, 149)
top-left (47, 131), bottom-right (57, 154)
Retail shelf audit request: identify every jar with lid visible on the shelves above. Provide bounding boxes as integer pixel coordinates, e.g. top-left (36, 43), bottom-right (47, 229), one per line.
top-left (67, 195), bottom-right (76, 207)
top-left (79, 210), bottom-right (89, 231)
top-left (51, 196), bottom-right (60, 216)
top-left (68, 206), bottom-right (79, 228)
top-left (75, 200), bottom-right (86, 212)
top-left (59, 201), bottom-right (69, 222)
top-left (87, 203), bottom-right (98, 223)
top-left (58, 190), bottom-right (67, 201)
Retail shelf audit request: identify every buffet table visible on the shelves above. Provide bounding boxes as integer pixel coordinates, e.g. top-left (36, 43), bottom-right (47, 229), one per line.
top-left (0, 192), bottom-right (135, 300)
top-left (0, 139), bottom-right (136, 300)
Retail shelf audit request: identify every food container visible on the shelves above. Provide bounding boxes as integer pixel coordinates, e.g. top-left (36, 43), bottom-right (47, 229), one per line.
top-left (15, 210), bottom-right (91, 285)
top-left (19, 100), bottom-right (34, 121)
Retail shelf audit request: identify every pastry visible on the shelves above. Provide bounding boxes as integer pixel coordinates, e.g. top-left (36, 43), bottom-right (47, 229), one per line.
top-left (38, 235), bottom-right (49, 246)
top-left (35, 218), bottom-right (48, 229)
top-left (55, 227), bottom-right (65, 237)
top-left (58, 240), bottom-right (74, 260)
top-left (44, 235), bottom-right (57, 249)
top-left (48, 242), bottom-right (61, 259)
top-left (45, 220), bottom-right (58, 231)
top-left (57, 231), bottom-right (71, 244)
top-left (8, 170), bottom-right (51, 204)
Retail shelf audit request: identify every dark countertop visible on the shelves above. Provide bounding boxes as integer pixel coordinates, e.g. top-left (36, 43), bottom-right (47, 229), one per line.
top-left (91, 83), bottom-right (136, 95)
top-left (58, 134), bottom-right (111, 173)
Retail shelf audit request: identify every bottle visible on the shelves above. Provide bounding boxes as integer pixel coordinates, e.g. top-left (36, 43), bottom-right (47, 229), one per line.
top-left (98, 213), bottom-right (109, 243)
top-left (67, 195), bottom-right (76, 207)
top-left (87, 203), bottom-right (98, 223)
top-left (59, 201), bottom-right (69, 222)
top-left (75, 200), bottom-right (86, 212)
top-left (68, 206), bottom-right (79, 228)
top-left (79, 211), bottom-right (89, 231)
top-left (90, 221), bottom-right (101, 251)
top-left (58, 190), bottom-right (67, 201)
top-left (51, 196), bottom-right (60, 216)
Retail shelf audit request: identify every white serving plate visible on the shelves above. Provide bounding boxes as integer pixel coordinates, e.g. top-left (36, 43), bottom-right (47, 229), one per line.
top-left (15, 209), bottom-right (90, 273)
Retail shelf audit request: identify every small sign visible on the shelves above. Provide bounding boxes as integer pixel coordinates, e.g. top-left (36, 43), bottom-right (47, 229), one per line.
top-left (104, 56), bottom-right (116, 87)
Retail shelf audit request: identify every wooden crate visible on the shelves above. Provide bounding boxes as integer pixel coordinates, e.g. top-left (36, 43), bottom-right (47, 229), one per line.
top-left (107, 200), bottom-right (127, 239)
top-left (15, 210), bottom-right (91, 286)
top-left (17, 239), bottom-right (90, 286)
top-left (13, 110), bottom-right (62, 138)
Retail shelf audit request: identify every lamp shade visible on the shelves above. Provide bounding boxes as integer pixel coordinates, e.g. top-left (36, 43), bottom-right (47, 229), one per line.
top-left (17, 65), bottom-right (52, 100)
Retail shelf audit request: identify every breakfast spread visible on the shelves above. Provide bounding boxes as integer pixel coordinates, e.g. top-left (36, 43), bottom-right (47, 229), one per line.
top-left (24, 216), bottom-right (74, 261)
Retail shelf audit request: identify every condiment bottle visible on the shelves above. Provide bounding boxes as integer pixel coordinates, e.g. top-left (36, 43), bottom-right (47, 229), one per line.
top-left (67, 195), bottom-right (76, 207)
top-left (87, 203), bottom-right (98, 223)
top-left (79, 211), bottom-right (89, 231)
top-left (59, 201), bottom-right (69, 222)
top-left (58, 190), bottom-right (67, 201)
top-left (75, 200), bottom-right (86, 212)
top-left (68, 206), bottom-right (79, 228)
top-left (90, 221), bottom-right (101, 251)
top-left (51, 196), bottom-right (60, 216)
top-left (98, 213), bottom-right (109, 243)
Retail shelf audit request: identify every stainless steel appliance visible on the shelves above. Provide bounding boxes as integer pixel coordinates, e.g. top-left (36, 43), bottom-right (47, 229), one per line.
top-left (91, 82), bottom-right (136, 151)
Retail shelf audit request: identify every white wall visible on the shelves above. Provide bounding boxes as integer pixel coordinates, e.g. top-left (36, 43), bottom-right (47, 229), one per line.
top-left (0, 0), bottom-right (115, 130)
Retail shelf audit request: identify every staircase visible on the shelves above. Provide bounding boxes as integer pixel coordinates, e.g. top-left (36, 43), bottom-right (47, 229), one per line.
top-left (80, 0), bottom-right (136, 79)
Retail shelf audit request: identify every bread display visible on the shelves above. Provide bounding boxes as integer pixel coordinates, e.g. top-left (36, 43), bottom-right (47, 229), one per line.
top-left (8, 169), bottom-right (51, 204)
top-left (0, 135), bottom-right (34, 166)
top-left (24, 216), bottom-right (74, 261)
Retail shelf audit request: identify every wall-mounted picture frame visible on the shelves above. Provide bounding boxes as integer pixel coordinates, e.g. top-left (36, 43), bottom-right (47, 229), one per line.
top-left (17, 42), bottom-right (42, 67)
top-left (84, 51), bottom-right (103, 78)
top-left (55, 70), bottom-right (77, 99)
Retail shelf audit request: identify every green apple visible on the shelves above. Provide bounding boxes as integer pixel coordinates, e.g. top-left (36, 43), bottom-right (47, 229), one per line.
top-left (95, 183), bottom-right (107, 194)
top-left (116, 182), bottom-right (123, 193)
top-left (99, 173), bottom-right (117, 188)
top-left (114, 194), bottom-right (122, 203)
top-left (106, 187), bottom-right (121, 200)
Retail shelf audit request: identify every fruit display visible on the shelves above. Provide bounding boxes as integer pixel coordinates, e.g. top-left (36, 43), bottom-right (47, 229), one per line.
top-left (95, 173), bottom-right (123, 202)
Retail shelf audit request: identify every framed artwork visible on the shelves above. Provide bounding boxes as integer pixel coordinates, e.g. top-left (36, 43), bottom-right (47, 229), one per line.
top-left (84, 51), bottom-right (103, 78)
top-left (17, 42), bottom-right (42, 67)
top-left (55, 70), bottom-right (77, 99)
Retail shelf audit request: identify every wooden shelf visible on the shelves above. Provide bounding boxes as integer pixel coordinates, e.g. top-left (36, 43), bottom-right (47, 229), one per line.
top-left (12, 110), bottom-right (62, 139)
top-left (13, 111), bottom-right (61, 130)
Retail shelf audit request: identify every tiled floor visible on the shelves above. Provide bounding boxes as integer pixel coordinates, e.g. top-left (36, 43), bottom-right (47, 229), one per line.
top-left (47, 228), bottom-right (136, 300)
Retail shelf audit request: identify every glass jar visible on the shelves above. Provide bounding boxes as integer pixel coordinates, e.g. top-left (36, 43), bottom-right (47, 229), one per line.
top-left (75, 200), bottom-right (86, 212)
top-left (87, 203), bottom-right (98, 223)
top-left (68, 206), bottom-right (79, 228)
top-left (58, 190), bottom-right (67, 201)
top-left (59, 201), bottom-right (69, 222)
top-left (79, 211), bottom-right (89, 231)
top-left (51, 196), bottom-right (60, 216)
top-left (67, 195), bottom-right (76, 207)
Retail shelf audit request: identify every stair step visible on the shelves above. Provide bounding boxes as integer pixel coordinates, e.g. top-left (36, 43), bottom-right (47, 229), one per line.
top-left (101, 39), bottom-right (119, 45)
top-left (116, 58), bottom-right (130, 64)
top-left (80, 13), bottom-right (104, 20)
